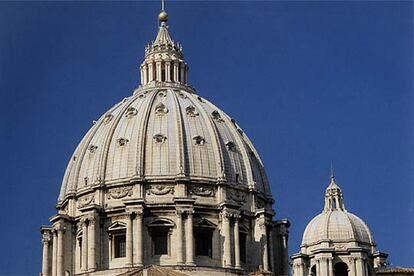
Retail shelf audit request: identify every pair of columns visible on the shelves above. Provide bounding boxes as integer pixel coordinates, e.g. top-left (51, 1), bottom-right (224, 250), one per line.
top-left (41, 222), bottom-right (65, 276)
top-left (79, 215), bottom-right (97, 272)
top-left (125, 210), bottom-right (144, 267)
top-left (221, 211), bottom-right (242, 269)
top-left (352, 257), bottom-right (367, 276)
top-left (176, 209), bottom-right (194, 265)
top-left (314, 257), bottom-right (333, 276)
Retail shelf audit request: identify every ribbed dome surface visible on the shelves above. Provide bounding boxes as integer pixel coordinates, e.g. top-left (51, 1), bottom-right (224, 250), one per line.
top-left (59, 87), bottom-right (270, 201)
top-left (302, 210), bottom-right (374, 246)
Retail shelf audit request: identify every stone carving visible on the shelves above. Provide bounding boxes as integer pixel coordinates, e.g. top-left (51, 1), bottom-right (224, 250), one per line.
top-left (193, 135), bottom-right (206, 145)
top-left (88, 144), bottom-right (98, 153)
top-left (107, 186), bottom-right (133, 199)
top-left (147, 184), bottom-right (175, 196)
top-left (189, 185), bottom-right (215, 197)
top-left (153, 134), bottom-right (167, 144)
top-left (117, 137), bottom-right (129, 146)
top-left (155, 103), bottom-right (168, 115)
top-left (229, 189), bottom-right (246, 203)
top-left (125, 106), bottom-right (137, 118)
top-left (158, 90), bottom-right (167, 97)
top-left (211, 110), bottom-right (224, 122)
top-left (186, 106), bottom-right (199, 117)
top-left (77, 194), bottom-right (95, 208)
top-left (103, 113), bottom-right (113, 124)
top-left (138, 93), bottom-right (146, 99)
top-left (226, 141), bottom-right (236, 152)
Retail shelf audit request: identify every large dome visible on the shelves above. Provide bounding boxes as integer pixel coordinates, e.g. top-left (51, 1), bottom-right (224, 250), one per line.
top-left (40, 10), bottom-right (290, 276)
top-left (58, 87), bottom-right (271, 201)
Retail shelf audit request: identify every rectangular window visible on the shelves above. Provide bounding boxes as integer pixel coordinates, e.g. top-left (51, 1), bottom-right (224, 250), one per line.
top-left (195, 230), bottom-right (212, 257)
top-left (114, 234), bottom-right (126, 258)
top-left (153, 231), bottom-right (168, 255)
top-left (240, 232), bottom-right (247, 263)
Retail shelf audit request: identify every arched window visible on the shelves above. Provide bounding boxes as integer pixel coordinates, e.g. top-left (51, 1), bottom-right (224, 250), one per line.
top-left (147, 218), bottom-right (174, 256)
top-left (334, 262), bottom-right (349, 276)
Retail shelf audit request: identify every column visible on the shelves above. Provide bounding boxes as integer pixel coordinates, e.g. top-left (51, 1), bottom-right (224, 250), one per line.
top-left (176, 211), bottom-right (184, 264)
top-left (319, 258), bottom-right (328, 276)
top-left (81, 221), bottom-right (88, 271)
top-left (316, 259), bottom-right (321, 276)
top-left (56, 225), bottom-right (64, 276)
top-left (42, 236), bottom-right (50, 276)
top-left (126, 214), bottom-right (133, 267)
top-left (180, 64), bottom-right (185, 84)
top-left (140, 66), bottom-right (144, 85)
top-left (328, 257), bottom-right (333, 276)
top-left (262, 227), bottom-right (269, 271)
top-left (156, 61), bottom-right (161, 81)
top-left (268, 228), bottom-right (274, 272)
top-left (352, 258), bottom-right (357, 276)
top-left (222, 213), bottom-right (232, 268)
top-left (148, 63), bottom-right (154, 82)
top-left (165, 62), bottom-right (171, 82)
top-left (234, 219), bottom-right (241, 269)
top-left (143, 64), bottom-right (148, 85)
top-left (186, 211), bottom-right (194, 265)
top-left (135, 212), bottom-right (144, 266)
top-left (173, 62), bottom-right (179, 83)
top-left (88, 217), bottom-right (96, 271)
top-left (356, 258), bottom-right (365, 276)
top-left (51, 231), bottom-right (57, 276)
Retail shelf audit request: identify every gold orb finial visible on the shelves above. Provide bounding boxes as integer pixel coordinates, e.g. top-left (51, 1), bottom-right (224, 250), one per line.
top-left (158, 11), bottom-right (168, 22)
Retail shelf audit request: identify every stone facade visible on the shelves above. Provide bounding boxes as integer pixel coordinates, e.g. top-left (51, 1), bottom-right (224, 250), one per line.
top-left (40, 8), bottom-right (289, 276)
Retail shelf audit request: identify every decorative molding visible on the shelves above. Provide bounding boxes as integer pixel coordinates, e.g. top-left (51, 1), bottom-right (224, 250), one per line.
top-left (147, 184), bottom-right (175, 196)
top-left (153, 134), bottom-right (167, 144)
top-left (125, 106), bottom-right (137, 118)
top-left (229, 189), bottom-right (246, 203)
top-left (186, 105), bottom-right (199, 117)
top-left (211, 110), bottom-right (224, 122)
top-left (155, 103), bottom-right (169, 115)
top-left (88, 144), bottom-right (98, 153)
top-left (117, 137), bottom-right (129, 146)
top-left (193, 135), bottom-right (206, 146)
top-left (226, 141), bottom-right (236, 152)
top-left (103, 113), bottom-right (113, 124)
top-left (189, 184), bottom-right (215, 197)
top-left (107, 186), bottom-right (133, 199)
top-left (77, 194), bottom-right (95, 208)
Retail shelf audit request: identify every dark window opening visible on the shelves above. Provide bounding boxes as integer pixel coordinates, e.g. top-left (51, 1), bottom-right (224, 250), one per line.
top-left (311, 265), bottom-right (316, 276)
top-left (195, 230), bottom-right (212, 257)
top-left (153, 230), bottom-right (168, 255)
top-left (114, 234), bottom-right (126, 258)
top-left (334, 262), bottom-right (348, 276)
top-left (239, 232), bottom-right (247, 263)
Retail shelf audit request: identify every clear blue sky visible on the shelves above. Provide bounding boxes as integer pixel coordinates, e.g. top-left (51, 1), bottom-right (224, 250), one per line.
top-left (0, 1), bottom-right (412, 274)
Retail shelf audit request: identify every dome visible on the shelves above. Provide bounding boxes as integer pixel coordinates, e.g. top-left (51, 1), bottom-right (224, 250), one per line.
top-left (302, 210), bottom-right (374, 246)
top-left (40, 9), bottom-right (289, 276)
top-left (58, 87), bottom-right (271, 201)
top-left (301, 177), bottom-right (374, 248)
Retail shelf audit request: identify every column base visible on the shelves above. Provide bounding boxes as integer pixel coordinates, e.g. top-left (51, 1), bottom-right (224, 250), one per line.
top-left (186, 262), bottom-right (196, 266)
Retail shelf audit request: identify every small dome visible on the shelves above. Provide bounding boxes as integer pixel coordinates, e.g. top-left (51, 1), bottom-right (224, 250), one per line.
top-left (301, 176), bottom-right (374, 248)
top-left (302, 210), bottom-right (374, 246)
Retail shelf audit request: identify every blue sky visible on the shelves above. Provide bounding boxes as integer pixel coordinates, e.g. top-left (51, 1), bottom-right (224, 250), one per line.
top-left (0, 1), bottom-right (412, 274)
